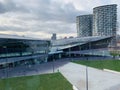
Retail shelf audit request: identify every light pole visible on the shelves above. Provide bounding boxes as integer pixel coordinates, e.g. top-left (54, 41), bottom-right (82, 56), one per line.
top-left (52, 54), bottom-right (55, 73)
top-left (85, 55), bottom-right (89, 90)
top-left (3, 46), bottom-right (9, 90)
top-left (86, 65), bottom-right (88, 90)
top-left (85, 41), bottom-right (91, 90)
top-left (3, 46), bottom-right (8, 78)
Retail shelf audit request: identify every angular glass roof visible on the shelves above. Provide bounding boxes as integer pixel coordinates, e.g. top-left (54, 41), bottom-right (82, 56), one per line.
top-left (50, 36), bottom-right (112, 53)
top-left (0, 34), bottom-right (48, 41)
top-left (52, 36), bottom-right (112, 46)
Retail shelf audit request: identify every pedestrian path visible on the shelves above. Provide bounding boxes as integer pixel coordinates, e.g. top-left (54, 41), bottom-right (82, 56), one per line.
top-left (0, 60), bottom-right (69, 78)
top-left (59, 62), bottom-right (120, 90)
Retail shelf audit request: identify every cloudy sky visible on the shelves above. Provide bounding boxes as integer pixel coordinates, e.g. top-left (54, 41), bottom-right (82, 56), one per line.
top-left (0, 0), bottom-right (119, 39)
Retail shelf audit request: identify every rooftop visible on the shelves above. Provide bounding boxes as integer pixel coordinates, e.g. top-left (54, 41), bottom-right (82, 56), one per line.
top-left (0, 34), bottom-right (48, 41)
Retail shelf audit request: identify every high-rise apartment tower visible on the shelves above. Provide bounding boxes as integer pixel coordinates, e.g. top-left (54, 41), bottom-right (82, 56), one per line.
top-left (76, 15), bottom-right (93, 37)
top-left (93, 4), bottom-right (117, 36)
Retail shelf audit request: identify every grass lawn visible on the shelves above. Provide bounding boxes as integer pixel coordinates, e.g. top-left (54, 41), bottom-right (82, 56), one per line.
top-left (0, 73), bottom-right (72, 90)
top-left (73, 60), bottom-right (120, 72)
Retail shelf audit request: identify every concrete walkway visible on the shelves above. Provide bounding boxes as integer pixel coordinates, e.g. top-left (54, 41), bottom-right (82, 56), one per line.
top-left (0, 60), bottom-right (69, 78)
top-left (59, 62), bottom-right (120, 90)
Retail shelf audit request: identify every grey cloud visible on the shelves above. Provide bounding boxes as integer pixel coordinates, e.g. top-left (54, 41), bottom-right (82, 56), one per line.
top-left (31, 2), bottom-right (87, 23)
top-left (15, 0), bottom-right (87, 23)
top-left (0, 0), bottom-right (89, 38)
top-left (38, 22), bottom-right (76, 34)
top-left (0, 0), bottom-right (29, 14)
top-left (0, 25), bottom-right (26, 32)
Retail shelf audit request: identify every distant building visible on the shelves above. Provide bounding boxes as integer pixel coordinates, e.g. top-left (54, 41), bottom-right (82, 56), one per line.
top-left (69, 36), bottom-right (74, 38)
top-left (93, 4), bottom-right (117, 36)
top-left (64, 37), bottom-right (67, 39)
top-left (51, 33), bottom-right (57, 40)
top-left (76, 14), bottom-right (93, 37)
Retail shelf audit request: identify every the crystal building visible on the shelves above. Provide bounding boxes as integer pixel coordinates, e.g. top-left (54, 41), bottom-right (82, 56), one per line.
top-left (76, 15), bottom-right (93, 37)
top-left (49, 36), bottom-right (113, 60)
top-left (93, 4), bottom-right (117, 36)
top-left (0, 34), bottom-right (50, 69)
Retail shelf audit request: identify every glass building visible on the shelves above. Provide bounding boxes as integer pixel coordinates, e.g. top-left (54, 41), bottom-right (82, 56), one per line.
top-left (50, 36), bottom-right (113, 60)
top-left (0, 34), bottom-right (50, 69)
top-left (93, 4), bottom-right (117, 36)
top-left (76, 15), bottom-right (93, 37)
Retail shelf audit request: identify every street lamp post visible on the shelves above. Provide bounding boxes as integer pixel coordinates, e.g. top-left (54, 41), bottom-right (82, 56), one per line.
top-left (3, 46), bottom-right (9, 90)
top-left (52, 54), bottom-right (55, 73)
top-left (85, 41), bottom-right (91, 90)
top-left (3, 46), bottom-right (8, 78)
top-left (86, 66), bottom-right (88, 90)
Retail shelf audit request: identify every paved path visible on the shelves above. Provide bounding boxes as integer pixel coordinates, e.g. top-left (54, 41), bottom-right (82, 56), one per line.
top-left (59, 62), bottom-right (120, 90)
top-left (0, 60), bottom-right (69, 78)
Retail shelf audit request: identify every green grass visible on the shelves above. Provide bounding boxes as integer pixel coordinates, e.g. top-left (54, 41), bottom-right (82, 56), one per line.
top-left (0, 73), bottom-right (72, 90)
top-left (73, 60), bottom-right (120, 72)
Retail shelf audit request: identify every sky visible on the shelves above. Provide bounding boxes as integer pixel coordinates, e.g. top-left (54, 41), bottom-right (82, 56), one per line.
top-left (0, 0), bottom-right (120, 39)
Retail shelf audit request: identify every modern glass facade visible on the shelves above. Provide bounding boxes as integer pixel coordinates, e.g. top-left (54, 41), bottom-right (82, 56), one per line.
top-left (93, 4), bottom-right (117, 36)
top-left (0, 36), bottom-right (50, 69)
top-left (50, 36), bottom-right (113, 59)
top-left (76, 15), bottom-right (93, 37)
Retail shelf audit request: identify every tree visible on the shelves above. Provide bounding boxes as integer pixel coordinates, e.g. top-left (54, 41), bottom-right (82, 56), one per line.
top-left (110, 50), bottom-right (120, 59)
